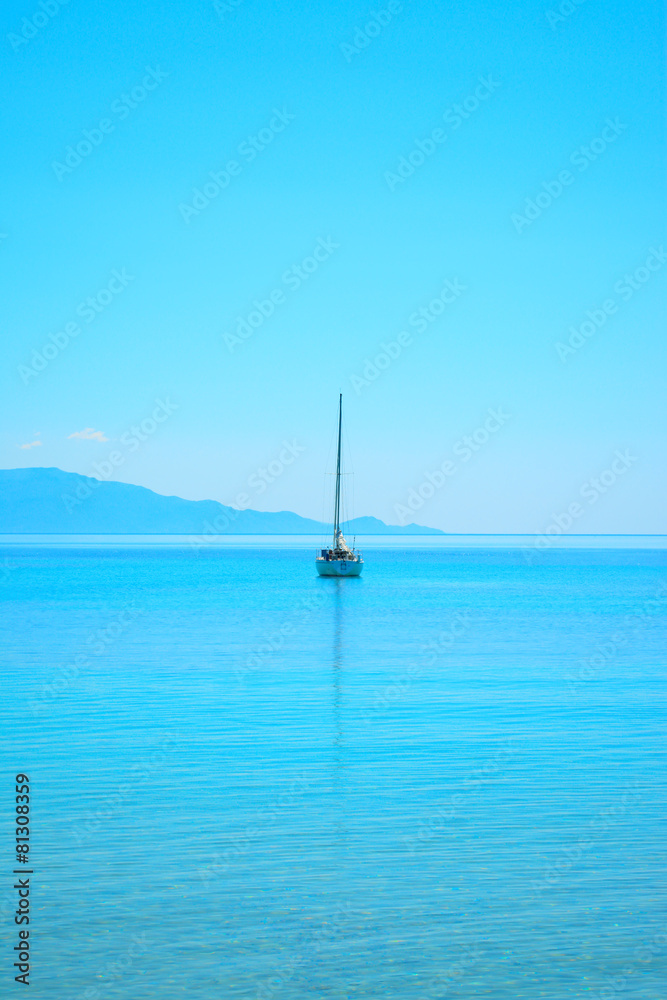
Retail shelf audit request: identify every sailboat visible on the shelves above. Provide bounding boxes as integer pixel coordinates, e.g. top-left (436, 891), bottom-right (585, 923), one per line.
top-left (316, 394), bottom-right (364, 577)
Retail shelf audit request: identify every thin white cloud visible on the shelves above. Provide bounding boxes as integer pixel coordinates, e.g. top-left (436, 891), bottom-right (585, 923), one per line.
top-left (68, 427), bottom-right (109, 442)
top-left (18, 439), bottom-right (42, 450)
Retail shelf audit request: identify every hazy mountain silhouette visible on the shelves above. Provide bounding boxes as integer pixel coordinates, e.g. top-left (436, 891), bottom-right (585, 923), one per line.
top-left (0, 468), bottom-right (444, 534)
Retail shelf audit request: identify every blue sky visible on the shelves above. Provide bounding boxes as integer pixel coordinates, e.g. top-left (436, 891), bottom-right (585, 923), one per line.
top-left (1, 0), bottom-right (665, 531)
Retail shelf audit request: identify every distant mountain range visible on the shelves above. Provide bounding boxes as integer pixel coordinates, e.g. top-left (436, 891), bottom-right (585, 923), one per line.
top-left (0, 468), bottom-right (444, 534)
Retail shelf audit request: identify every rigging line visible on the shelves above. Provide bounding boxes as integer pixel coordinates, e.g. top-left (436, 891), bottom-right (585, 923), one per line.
top-left (339, 404), bottom-right (355, 534)
top-left (322, 410), bottom-right (338, 544)
top-left (342, 409), bottom-right (355, 530)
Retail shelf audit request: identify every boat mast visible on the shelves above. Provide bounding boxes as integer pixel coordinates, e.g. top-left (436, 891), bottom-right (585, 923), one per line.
top-left (333, 393), bottom-right (342, 550)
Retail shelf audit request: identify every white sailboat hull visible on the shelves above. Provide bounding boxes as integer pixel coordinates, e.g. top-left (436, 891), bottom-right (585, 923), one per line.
top-left (316, 558), bottom-right (363, 577)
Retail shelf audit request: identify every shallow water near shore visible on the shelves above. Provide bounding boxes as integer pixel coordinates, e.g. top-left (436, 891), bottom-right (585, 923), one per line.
top-left (1, 541), bottom-right (666, 998)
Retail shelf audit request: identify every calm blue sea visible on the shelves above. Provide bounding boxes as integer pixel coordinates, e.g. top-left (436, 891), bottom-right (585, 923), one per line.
top-left (1, 539), bottom-right (666, 999)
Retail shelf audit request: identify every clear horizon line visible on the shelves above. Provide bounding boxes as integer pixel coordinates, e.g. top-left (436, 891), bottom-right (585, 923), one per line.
top-left (1, 532), bottom-right (665, 538)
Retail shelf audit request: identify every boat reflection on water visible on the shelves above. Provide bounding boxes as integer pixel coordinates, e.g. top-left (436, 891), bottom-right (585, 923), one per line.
top-left (329, 578), bottom-right (348, 848)
top-left (331, 578), bottom-right (343, 753)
